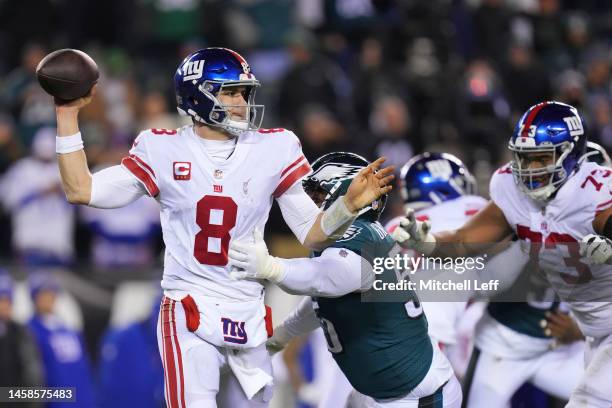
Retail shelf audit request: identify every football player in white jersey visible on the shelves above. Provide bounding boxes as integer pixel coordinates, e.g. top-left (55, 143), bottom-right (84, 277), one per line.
top-left (52, 48), bottom-right (394, 407)
top-left (384, 152), bottom-right (486, 377)
top-left (463, 143), bottom-right (611, 407)
top-left (392, 101), bottom-right (612, 407)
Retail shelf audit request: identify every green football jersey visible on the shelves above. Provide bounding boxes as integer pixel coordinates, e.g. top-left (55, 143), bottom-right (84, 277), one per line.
top-left (312, 219), bottom-right (433, 399)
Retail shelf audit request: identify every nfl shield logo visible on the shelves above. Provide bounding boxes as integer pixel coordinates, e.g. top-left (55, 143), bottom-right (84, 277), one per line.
top-left (214, 169), bottom-right (223, 179)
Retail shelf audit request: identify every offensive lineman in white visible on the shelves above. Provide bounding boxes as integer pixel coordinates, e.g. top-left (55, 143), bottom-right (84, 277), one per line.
top-left (392, 101), bottom-right (612, 407)
top-left (51, 48), bottom-right (393, 407)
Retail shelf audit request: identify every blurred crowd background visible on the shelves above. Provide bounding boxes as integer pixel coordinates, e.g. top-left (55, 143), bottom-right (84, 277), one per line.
top-left (0, 0), bottom-right (611, 407)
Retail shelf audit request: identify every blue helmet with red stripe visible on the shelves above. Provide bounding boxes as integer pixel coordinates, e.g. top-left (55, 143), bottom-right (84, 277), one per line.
top-left (174, 47), bottom-right (264, 134)
top-left (509, 101), bottom-right (587, 201)
top-left (399, 152), bottom-right (476, 211)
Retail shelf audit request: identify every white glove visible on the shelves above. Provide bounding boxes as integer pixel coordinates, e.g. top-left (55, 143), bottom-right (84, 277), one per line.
top-left (580, 234), bottom-right (612, 265)
top-left (228, 228), bottom-right (285, 282)
top-left (391, 208), bottom-right (436, 255)
top-left (265, 325), bottom-right (292, 355)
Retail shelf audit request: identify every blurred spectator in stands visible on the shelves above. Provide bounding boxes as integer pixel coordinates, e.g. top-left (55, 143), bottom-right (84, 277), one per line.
top-left (401, 37), bottom-right (445, 151)
top-left (27, 272), bottom-right (95, 408)
top-left (565, 12), bottom-right (592, 69)
top-left (455, 59), bottom-right (510, 163)
top-left (472, 0), bottom-right (512, 62)
top-left (277, 30), bottom-right (351, 130)
top-left (0, 44), bottom-right (54, 147)
top-left (0, 113), bottom-right (23, 174)
top-left (97, 298), bottom-right (164, 408)
top-left (501, 42), bottom-right (553, 119)
top-left (79, 173), bottom-right (160, 272)
top-left (369, 95), bottom-right (414, 172)
top-left (98, 49), bottom-right (138, 145)
top-left (0, 128), bottom-right (75, 268)
top-left (588, 95), bottom-right (612, 148)
top-left (554, 69), bottom-right (586, 110)
top-left (0, 1), bottom-right (58, 73)
top-left (138, 0), bottom-right (204, 57)
top-left (298, 105), bottom-right (348, 161)
top-left (584, 46), bottom-right (611, 97)
top-left (531, 0), bottom-right (567, 71)
top-left (138, 90), bottom-right (186, 131)
top-left (0, 270), bottom-right (43, 393)
top-left (351, 36), bottom-right (405, 130)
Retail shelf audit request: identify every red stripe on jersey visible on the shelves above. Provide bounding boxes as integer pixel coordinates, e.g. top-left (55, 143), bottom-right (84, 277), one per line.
top-left (162, 298), bottom-right (179, 408)
top-left (281, 155), bottom-right (306, 177)
top-left (597, 198), bottom-right (612, 209)
top-left (521, 102), bottom-right (549, 137)
top-left (171, 301), bottom-right (186, 408)
top-left (121, 157), bottom-right (160, 197)
top-left (416, 215), bottom-right (430, 222)
top-left (160, 298), bottom-right (170, 406)
top-left (465, 209), bottom-right (479, 216)
top-left (273, 162), bottom-right (312, 198)
top-left (130, 154), bottom-right (155, 176)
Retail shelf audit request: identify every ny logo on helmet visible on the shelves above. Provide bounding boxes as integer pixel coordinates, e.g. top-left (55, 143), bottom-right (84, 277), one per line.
top-left (182, 60), bottom-right (205, 82)
top-left (563, 116), bottom-right (584, 137)
top-left (425, 159), bottom-right (453, 180)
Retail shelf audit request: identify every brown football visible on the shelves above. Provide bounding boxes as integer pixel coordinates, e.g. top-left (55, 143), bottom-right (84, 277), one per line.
top-left (36, 49), bottom-right (99, 103)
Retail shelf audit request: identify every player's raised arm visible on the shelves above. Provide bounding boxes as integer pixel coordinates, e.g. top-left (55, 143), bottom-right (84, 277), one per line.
top-left (55, 92), bottom-right (95, 204)
top-left (304, 157), bottom-right (394, 250)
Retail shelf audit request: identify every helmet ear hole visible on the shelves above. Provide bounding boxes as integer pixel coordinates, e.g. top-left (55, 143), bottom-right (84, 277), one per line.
top-left (188, 97), bottom-right (198, 106)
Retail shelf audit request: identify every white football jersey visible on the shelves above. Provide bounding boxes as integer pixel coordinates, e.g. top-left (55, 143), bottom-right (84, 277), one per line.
top-left (385, 195), bottom-right (488, 345)
top-left (121, 126), bottom-right (311, 300)
top-left (490, 161), bottom-right (612, 338)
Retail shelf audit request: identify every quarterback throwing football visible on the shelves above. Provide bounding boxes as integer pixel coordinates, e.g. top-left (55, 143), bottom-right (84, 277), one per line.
top-left (52, 47), bottom-right (393, 407)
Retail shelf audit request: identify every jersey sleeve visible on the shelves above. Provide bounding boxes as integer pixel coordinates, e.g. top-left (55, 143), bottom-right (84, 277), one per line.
top-left (272, 131), bottom-right (312, 198)
top-left (586, 166), bottom-right (612, 215)
top-left (120, 132), bottom-right (159, 197)
top-left (489, 163), bottom-right (513, 207)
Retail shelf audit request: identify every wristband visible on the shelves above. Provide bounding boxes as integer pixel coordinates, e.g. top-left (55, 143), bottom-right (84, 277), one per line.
top-left (56, 132), bottom-right (84, 154)
top-left (321, 196), bottom-right (358, 238)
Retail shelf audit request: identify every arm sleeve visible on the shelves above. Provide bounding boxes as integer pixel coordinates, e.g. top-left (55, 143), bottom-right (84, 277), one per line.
top-left (277, 247), bottom-right (371, 297)
top-left (272, 131), bottom-right (312, 198)
top-left (89, 165), bottom-right (148, 208)
top-left (120, 132), bottom-right (160, 197)
top-left (278, 297), bottom-right (320, 339)
top-left (276, 182), bottom-right (321, 244)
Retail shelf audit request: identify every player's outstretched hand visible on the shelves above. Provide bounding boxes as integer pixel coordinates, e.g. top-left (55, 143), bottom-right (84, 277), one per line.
top-left (228, 228), bottom-right (285, 282)
top-left (391, 208), bottom-right (436, 254)
top-left (344, 157), bottom-right (394, 213)
top-left (580, 234), bottom-right (612, 265)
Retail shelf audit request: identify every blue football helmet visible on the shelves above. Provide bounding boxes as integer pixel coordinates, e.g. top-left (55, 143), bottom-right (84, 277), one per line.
top-left (174, 47), bottom-right (264, 134)
top-left (399, 152), bottom-right (477, 211)
top-left (509, 101), bottom-right (587, 201)
top-left (579, 141), bottom-right (611, 167)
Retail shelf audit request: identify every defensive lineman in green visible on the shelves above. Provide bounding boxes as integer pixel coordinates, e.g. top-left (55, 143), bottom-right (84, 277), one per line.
top-left (228, 152), bottom-right (462, 407)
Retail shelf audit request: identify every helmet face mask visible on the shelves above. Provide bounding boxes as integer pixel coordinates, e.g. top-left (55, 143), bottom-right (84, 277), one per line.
top-left (509, 101), bottom-right (586, 202)
top-left (175, 48), bottom-right (265, 135)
